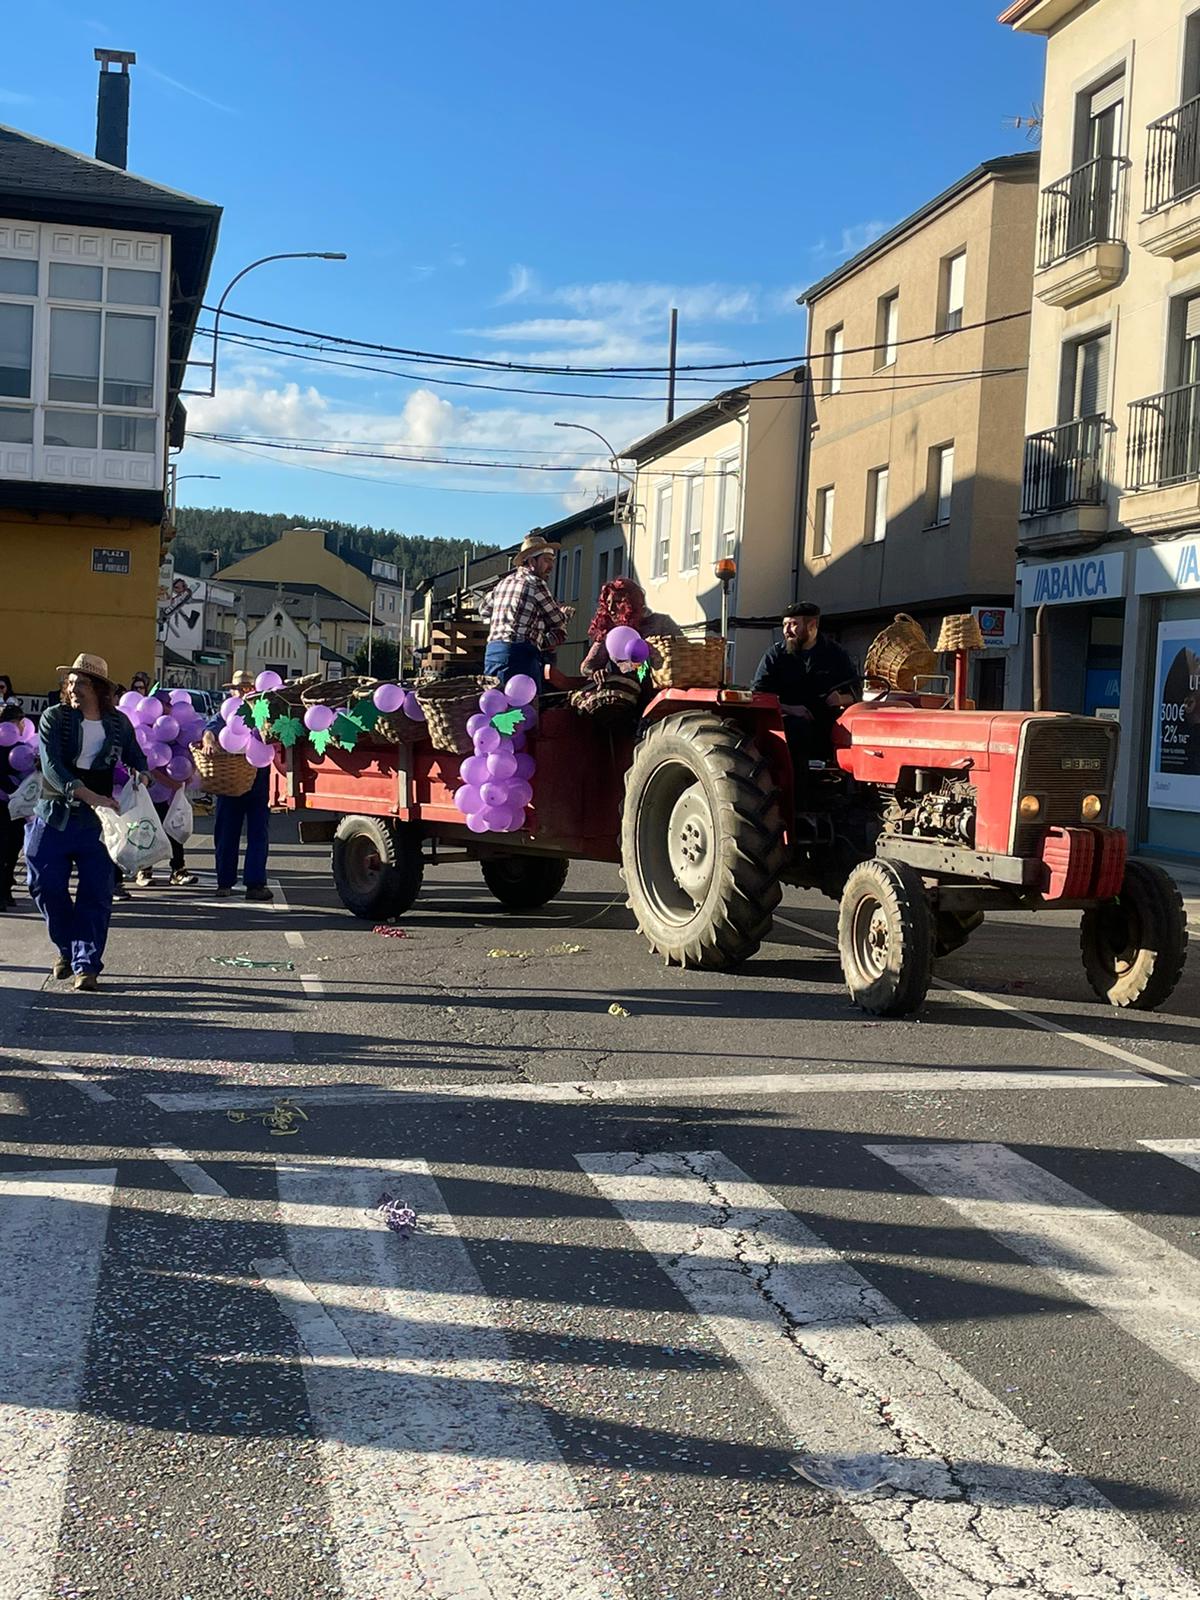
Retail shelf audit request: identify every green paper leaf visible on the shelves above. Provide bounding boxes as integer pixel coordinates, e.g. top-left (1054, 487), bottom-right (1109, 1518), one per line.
top-left (491, 707), bottom-right (525, 735)
top-left (636, 662), bottom-right (648, 682)
top-left (351, 699), bottom-right (381, 732)
top-left (250, 697), bottom-right (273, 731)
top-left (331, 713), bottom-right (361, 751)
top-left (309, 727), bottom-right (334, 756)
top-left (272, 713), bottom-right (304, 749)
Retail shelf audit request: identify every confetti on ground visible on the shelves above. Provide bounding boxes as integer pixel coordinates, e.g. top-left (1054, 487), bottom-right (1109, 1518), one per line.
top-left (368, 1192), bottom-right (418, 1236)
top-left (208, 956), bottom-right (295, 971)
top-left (372, 924), bottom-right (413, 938)
top-left (608, 1002), bottom-right (630, 1018)
top-left (545, 942), bottom-right (585, 956)
top-left (227, 1098), bottom-right (309, 1135)
top-left (488, 948), bottom-right (532, 960)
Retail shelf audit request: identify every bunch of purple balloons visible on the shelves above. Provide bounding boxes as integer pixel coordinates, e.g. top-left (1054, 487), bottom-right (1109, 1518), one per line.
top-left (213, 669), bottom-right (286, 771)
top-left (0, 714), bottom-right (39, 776)
top-left (368, 681), bottom-right (426, 724)
top-left (605, 626), bottom-right (651, 667)
top-left (116, 686), bottom-right (209, 795)
top-left (453, 674), bottom-right (538, 834)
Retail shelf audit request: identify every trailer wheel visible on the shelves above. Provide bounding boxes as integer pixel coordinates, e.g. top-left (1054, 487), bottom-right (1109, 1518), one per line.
top-left (838, 859), bottom-right (932, 1016)
top-left (331, 816), bottom-right (423, 920)
top-left (1080, 860), bottom-right (1187, 1010)
top-left (482, 855), bottom-right (569, 911)
top-left (621, 712), bottom-right (786, 969)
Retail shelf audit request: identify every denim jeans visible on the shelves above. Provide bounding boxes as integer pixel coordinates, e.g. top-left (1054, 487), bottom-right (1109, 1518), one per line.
top-left (214, 772), bottom-right (270, 889)
top-left (483, 640), bottom-right (543, 686)
top-left (25, 810), bottom-right (114, 974)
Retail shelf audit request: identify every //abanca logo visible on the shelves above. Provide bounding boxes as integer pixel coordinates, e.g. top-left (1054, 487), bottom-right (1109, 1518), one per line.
top-left (1032, 559), bottom-right (1111, 604)
top-left (1177, 543), bottom-right (1200, 587)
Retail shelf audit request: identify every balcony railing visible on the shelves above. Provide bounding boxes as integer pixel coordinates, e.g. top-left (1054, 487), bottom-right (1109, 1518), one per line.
top-left (1145, 96), bottom-right (1200, 213)
top-left (204, 628), bottom-right (233, 653)
top-left (1021, 414), bottom-right (1108, 517)
top-left (1127, 382), bottom-right (1200, 490)
top-left (1037, 156), bottom-right (1127, 269)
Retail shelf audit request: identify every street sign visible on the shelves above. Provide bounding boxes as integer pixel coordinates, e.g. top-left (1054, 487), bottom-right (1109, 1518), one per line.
top-left (92, 547), bottom-right (130, 574)
top-left (971, 605), bottom-right (1019, 647)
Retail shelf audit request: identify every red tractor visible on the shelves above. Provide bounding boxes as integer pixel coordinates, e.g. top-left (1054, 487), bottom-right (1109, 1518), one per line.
top-left (273, 674), bottom-right (1187, 1018)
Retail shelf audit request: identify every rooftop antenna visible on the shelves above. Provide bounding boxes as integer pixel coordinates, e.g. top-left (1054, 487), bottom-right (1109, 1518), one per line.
top-left (1005, 102), bottom-right (1043, 145)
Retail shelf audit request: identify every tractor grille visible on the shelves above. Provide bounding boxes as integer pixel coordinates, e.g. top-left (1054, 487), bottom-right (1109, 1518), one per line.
top-left (1012, 717), bottom-right (1118, 852)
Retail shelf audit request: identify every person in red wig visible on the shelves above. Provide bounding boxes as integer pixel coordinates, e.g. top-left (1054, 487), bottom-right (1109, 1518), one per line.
top-left (581, 578), bottom-right (682, 685)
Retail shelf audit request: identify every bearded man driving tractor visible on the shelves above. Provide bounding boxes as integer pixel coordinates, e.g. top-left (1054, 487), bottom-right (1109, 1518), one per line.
top-left (752, 601), bottom-right (860, 770)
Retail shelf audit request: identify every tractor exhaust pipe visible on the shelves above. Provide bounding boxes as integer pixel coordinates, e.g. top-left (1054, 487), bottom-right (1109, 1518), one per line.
top-left (1032, 603), bottom-right (1048, 712)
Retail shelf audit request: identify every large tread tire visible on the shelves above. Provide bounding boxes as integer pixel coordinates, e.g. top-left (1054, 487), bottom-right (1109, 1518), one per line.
top-left (1080, 860), bottom-right (1188, 1010)
top-left (482, 855), bottom-right (570, 911)
top-left (838, 858), bottom-right (933, 1017)
top-left (620, 711), bottom-right (786, 969)
top-left (332, 816), bottom-right (423, 920)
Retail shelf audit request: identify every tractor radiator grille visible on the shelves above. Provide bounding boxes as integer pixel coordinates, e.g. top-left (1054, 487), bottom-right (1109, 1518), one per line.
top-left (1012, 718), bottom-right (1118, 853)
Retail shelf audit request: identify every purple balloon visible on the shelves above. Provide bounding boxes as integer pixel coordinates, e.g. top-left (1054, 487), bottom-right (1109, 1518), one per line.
top-left (149, 780), bottom-right (173, 804)
top-left (219, 722), bottom-right (250, 753)
top-left (135, 724), bottom-right (154, 749)
top-left (118, 690), bottom-right (141, 715)
top-left (136, 695), bottom-right (161, 723)
top-left (245, 738), bottom-right (276, 769)
top-left (473, 725), bottom-right (501, 755)
top-left (402, 692), bottom-right (425, 722)
top-left (460, 754), bottom-right (490, 786)
top-left (153, 714), bottom-right (180, 743)
top-left (476, 806), bottom-right (505, 832)
top-left (478, 689), bottom-right (509, 718)
top-left (9, 744), bottom-right (35, 773)
top-left (511, 730), bottom-right (527, 753)
top-left (466, 812), bottom-right (490, 834)
top-left (605, 625), bottom-right (640, 663)
top-left (508, 779), bottom-right (533, 809)
top-left (479, 780), bottom-right (508, 808)
top-left (304, 704), bottom-right (336, 732)
top-left (166, 754), bottom-right (194, 782)
top-left (374, 682), bottom-right (405, 714)
top-left (626, 636), bottom-right (651, 666)
top-left (169, 688), bottom-right (193, 707)
top-left (0, 723), bottom-right (17, 748)
top-left (255, 670), bottom-right (283, 693)
top-left (504, 674), bottom-right (538, 707)
top-left (455, 784), bottom-right (483, 815)
top-left (220, 696), bottom-right (245, 723)
top-left (514, 752), bottom-right (536, 781)
top-left (145, 741), bottom-right (171, 769)
top-left (466, 713), bottom-right (490, 737)
top-left (487, 748), bottom-right (517, 781)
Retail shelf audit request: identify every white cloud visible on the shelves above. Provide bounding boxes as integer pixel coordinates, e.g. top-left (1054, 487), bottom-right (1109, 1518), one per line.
top-left (808, 219), bottom-right (892, 266)
top-left (498, 264), bottom-right (538, 303)
top-left (0, 89), bottom-right (35, 107)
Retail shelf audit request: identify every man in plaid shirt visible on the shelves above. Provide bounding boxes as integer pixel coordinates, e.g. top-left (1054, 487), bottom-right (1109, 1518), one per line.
top-left (481, 531), bottom-right (574, 687)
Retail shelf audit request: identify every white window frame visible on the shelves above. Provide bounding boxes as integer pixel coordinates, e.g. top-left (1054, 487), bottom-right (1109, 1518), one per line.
top-left (866, 465), bottom-right (889, 543)
top-left (929, 443), bottom-right (954, 527)
top-left (681, 466), bottom-right (704, 571)
top-left (876, 292), bottom-right (899, 369)
top-left (713, 450), bottom-right (740, 560)
top-left (0, 218), bottom-right (169, 491)
top-left (940, 251), bottom-right (966, 335)
top-left (815, 485), bottom-right (835, 557)
top-left (824, 324), bottom-right (844, 394)
top-left (652, 481), bottom-right (672, 581)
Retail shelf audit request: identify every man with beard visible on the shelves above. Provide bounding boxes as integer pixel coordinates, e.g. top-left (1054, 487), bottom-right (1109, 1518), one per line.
top-left (752, 602), bottom-right (860, 773)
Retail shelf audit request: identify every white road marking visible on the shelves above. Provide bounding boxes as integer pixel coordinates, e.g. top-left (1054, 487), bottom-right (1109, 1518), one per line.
top-left (772, 909), bottom-right (1188, 1082)
top-left (143, 1064), bottom-right (1156, 1113)
top-left (299, 974), bottom-right (325, 998)
top-left (1139, 1138), bottom-right (1200, 1176)
top-left (284, 930), bottom-right (306, 948)
top-left (46, 1063), bottom-right (116, 1104)
top-left (0, 1092), bottom-right (28, 1116)
top-left (266, 877), bottom-right (287, 912)
top-left (579, 1148), bottom-right (1200, 1600)
top-left (0, 1168), bottom-right (116, 1600)
top-left (869, 1141), bottom-right (1200, 1386)
top-left (265, 1159), bottom-right (628, 1600)
top-left (149, 1144), bottom-right (228, 1198)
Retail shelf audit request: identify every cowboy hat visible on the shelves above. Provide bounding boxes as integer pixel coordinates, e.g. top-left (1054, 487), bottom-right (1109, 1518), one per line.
top-left (56, 652), bottom-right (115, 686)
top-left (513, 531), bottom-right (560, 566)
top-left (224, 669), bottom-right (257, 692)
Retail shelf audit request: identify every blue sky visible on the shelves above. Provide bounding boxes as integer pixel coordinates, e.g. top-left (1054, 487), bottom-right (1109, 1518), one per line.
top-left (6, 2), bottom-right (1045, 547)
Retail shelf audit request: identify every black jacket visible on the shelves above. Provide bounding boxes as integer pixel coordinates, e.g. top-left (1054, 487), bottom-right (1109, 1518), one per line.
top-left (751, 635), bottom-right (860, 715)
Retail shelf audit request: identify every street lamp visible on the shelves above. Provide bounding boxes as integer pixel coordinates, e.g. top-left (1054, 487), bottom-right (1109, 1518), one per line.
top-left (183, 251), bottom-right (348, 397)
top-left (553, 420), bottom-right (636, 515)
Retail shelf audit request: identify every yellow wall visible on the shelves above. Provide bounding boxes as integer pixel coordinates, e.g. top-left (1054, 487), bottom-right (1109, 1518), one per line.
top-left (216, 527), bottom-right (373, 612)
top-left (0, 509), bottom-right (159, 695)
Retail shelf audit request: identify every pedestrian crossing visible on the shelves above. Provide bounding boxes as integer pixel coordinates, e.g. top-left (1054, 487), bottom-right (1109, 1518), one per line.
top-left (2, 1137), bottom-right (1199, 1599)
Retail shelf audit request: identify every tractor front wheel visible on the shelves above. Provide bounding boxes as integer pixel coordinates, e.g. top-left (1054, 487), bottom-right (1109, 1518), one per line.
top-left (482, 855), bottom-right (569, 911)
top-left (838, 858), bottom-right (933, 1016)
top-left (1080, 860), bottom-right (1188, 1010)
top-left (332, 816), bottom-right (424, 920)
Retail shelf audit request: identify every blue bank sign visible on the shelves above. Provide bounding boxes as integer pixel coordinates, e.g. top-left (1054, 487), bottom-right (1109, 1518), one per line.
top-left (1135, 537), bottom-right (1200, 595)
top-left (1017, 552), bottom-right (1125, 608)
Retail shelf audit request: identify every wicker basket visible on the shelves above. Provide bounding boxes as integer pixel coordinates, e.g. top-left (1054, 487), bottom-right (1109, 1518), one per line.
top-left (190, 744), bottom-right (256, 797)
top-left (935, 613), bottom-right (986, 653)
top-left (569, 675), bottom-right (641, 727)
top-left (350, 683), bottom-right (428, 747)
top-left (415, 674), bottom-right (497, 755)
top-left (864, 614), bottom-right (938, 691)
top-left (300, 675), bottom-right (376, 714)
top-left (646, 634), bottom-right (726, 691)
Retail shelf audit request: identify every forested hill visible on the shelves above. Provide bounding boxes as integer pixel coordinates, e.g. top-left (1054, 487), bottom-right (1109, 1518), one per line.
top-left (172, 507), bottom-right (501, 588)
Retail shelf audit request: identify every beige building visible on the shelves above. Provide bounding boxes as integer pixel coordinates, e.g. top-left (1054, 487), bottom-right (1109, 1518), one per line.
top-left (1003, 0), bottom-right (1200, 860)
top-left (215, 525), bottom-right (405, 643)
top-left (621, 370), bottom-right (811, 682)
top-left (798, 155), bottom-right (1039, 705)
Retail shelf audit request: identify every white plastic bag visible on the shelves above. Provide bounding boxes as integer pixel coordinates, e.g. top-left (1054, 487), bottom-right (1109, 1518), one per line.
top-left (98, 782), bottom-right (171, 874)
top-left (6, 773), bottom-right (41, 821)
top-left (162, 785), bottom-right (193, 844)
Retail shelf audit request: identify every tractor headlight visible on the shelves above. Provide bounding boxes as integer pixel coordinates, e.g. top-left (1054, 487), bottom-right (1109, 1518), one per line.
top-left (1018, 793), bottom-right (1041, 820)
top-left (1081, 793), bottom-right (1104, 821)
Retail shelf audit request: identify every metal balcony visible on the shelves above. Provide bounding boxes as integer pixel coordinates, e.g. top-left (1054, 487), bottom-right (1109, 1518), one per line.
top-left (1146, 96), bottom-right (1200, 213)
top-left (1126, 382), bottom-right (1200, 490)
top-left (1021, 415), bottom-right (1108, 517)
top-left (203, 628), bottom-right (233, 652)
top-left (1036, 156), bottom-right (1127, 269)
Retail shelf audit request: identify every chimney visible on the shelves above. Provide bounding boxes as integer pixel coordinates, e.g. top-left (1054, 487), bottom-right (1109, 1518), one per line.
top-left (94, 49), bottom-right (136, 169)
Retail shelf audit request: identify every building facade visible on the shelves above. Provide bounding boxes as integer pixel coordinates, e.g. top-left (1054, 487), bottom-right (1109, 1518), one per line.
top-left (798, 156), bottom-right (1039, 705)
top-left (1004, 0), bottom-right (1200, 859)
top-left (215, 525), bottom-right (405, 631)
top-left (0, 78), bottom-right (219, 696)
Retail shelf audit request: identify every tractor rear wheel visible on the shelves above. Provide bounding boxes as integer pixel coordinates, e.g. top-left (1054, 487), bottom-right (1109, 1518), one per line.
top-left (332, 816), bottom-right (424, 920)
top-left (838, 858), bottom-right (932, 1016)
top-left (621, 712), bottom-right (786, 968)
top-left (482, 855), bottom-right (569, 911)
top-left (1080, 860), bottom-right (1187, 1010)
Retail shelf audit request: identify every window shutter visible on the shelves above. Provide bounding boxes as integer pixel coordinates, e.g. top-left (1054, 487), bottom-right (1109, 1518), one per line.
top-left (1076, 334), bottom-right (1110, 417)
top-left (1089, 76), bottom-right (1124, 119)
top-left (1184, 296), bottom-right (1200, 343)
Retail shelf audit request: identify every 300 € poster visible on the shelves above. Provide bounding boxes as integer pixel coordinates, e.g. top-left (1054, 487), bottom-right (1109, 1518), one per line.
top-left (1149, 619), bottom-right (1200, 812)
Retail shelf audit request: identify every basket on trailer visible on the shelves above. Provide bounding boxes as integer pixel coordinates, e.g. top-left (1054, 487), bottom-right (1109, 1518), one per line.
top-left (414, 674), bottom-right (498, 755)
top-left (568, 675), bottom-right (642, 728)
top-left (349, 683), bottom-right (428, 747)
top-left (863, 614), bottom-right (938, 691)
top-left (646, 634), bottom-right (726, 691)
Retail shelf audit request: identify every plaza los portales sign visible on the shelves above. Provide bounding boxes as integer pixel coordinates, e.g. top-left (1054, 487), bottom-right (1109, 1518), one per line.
top-left (1016, 551), bottom-right (1125, 607)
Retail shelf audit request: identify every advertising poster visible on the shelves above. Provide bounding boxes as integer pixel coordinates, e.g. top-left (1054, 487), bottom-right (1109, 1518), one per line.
top-left (1148, 619), bottom-right (1200, 813)
top-left (157, 571), bottom-right (204, 656)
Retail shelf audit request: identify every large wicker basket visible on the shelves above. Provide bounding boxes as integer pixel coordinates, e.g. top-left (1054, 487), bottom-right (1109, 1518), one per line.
top-left (191, 744), bottom-right (256, 797)
top-left (864, 613), bottom-right (937, 691)
top-left (568, 675), bottom-right (641, 728)
top-left (415, 675), bottom-right (497, 755)
top-left (646, 634), bottom-right (726, 691)
top-left (350, 683), bottom-right (428, 747)
top-left (300, 675), bottom-right (376, 714)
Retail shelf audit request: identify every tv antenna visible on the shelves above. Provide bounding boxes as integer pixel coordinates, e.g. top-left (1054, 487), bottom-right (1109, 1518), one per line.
top-left (1005, 102), bottom-right (1042, 144)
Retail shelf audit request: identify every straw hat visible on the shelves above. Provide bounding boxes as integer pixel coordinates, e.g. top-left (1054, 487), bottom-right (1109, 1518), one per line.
top-left (224, 669), bottom-right (256, 692)
top-left (56, 652), bottom-right (115, 686)
top-left (514, 531), bottom-right (560, 566)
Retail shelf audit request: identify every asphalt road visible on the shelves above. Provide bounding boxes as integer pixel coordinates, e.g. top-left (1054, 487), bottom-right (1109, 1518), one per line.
top-left (2, 815), bottom-right (1200, 1600)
